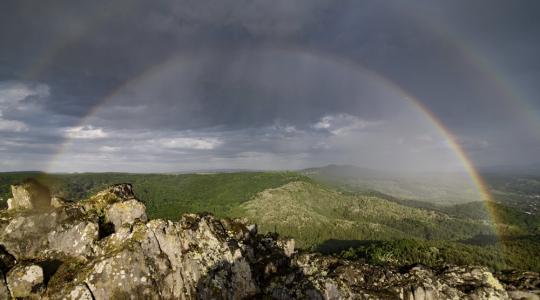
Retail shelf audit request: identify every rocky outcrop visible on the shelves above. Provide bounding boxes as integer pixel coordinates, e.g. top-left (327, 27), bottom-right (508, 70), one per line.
top-left (276, 256), bottom-right (511, 299)
top-left (0, 182), bottom-right (538, 299)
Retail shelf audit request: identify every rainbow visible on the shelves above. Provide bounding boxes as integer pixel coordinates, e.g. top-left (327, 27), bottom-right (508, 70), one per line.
top-left (25, 4), bottom-right (538, 140)
top-left (23, 2), bottom-right (129, 82)
top-left (44, 47), bottom-right (504, 240)
top-left (405, 7), bottom-right (540, 141)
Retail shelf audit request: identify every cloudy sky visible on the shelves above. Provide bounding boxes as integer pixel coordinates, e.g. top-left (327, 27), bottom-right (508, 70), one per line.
top-left (0, 0), bottom-right (539, 172)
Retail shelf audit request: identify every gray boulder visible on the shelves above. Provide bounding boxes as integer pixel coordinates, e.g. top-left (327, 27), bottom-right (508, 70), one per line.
top-left (0, 205), bottom-right (97, 260)
top-left (105, 199), bottom-right (147, 230)
top-left (6, 263), bottom-right (44, 298)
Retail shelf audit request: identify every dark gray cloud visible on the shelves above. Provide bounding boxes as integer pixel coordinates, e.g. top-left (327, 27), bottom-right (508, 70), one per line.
top-left (0, 0), bottom-right (539, 172)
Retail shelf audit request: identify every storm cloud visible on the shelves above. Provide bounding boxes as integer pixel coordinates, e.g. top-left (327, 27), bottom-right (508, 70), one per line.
top-left (0, 0), bottom-right (539, 172)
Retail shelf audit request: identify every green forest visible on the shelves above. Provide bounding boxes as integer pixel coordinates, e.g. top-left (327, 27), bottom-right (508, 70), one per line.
top-left (1, 170), bottom-right (539, 272)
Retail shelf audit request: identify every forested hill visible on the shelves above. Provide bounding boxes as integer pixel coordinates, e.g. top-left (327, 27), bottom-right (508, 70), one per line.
top-left (1, 171), bottom-right (539, 272)
top-left (0, 171), bottom-right (309, 219)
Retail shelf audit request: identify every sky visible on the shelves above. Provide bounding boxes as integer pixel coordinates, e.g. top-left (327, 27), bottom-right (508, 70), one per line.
top-left (0, 0), bottom-right (539, 172)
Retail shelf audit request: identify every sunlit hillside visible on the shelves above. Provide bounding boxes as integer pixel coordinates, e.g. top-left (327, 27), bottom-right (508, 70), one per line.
top-left (235, 181), bottom-right (493, 248)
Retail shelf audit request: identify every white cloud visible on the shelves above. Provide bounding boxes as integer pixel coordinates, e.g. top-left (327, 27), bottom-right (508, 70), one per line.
top-left (0, 81), bottom-right (49, 132)
top-left (313, 113), bottom-right (382, 136)
top-left (65, 126), bottom-right (109, 139)
top-left (0, 81), bottom-right (49, 106)
top-left (0, 119), bottom-right (28, 132)
top-left (268, 121), bottom-right (299, 135)
top-left (313, 119), bottom-right (331, 130)
top-left (157, 137), bottom-right (222, 150)
top-left (284, 126), bottom-right (297, 133)
top-left (99, 146), bottom-right (120, 152)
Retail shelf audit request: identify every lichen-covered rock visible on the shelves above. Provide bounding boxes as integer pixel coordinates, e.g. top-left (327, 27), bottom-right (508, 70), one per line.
top-left (266, 255), bottom-right (512, 300)
top-left (0, 182), bottom-right (538, 300)
top-left (145, 216), bottom-right (259, 299)
top-left (81, 247), bottom-right (159, 299)
top-left (105, 199), bottom-right (147, 230)
top-left (47, 220), bottom-right (99, 258)
top-left (82, 183), bottom-right (136, 213)
top-left (8, 179), bottom-right (51, 210)
top-left (0, 204), bottom-right (96, 260)
top-left (6, 263), bottom-right (44, 298)
top-left (508, 290), bottom-right (540, 300)
top-left (62, 284), bottom-right (94, 300)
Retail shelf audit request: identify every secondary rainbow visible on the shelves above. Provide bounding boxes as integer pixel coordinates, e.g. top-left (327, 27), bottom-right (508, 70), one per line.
top-left (408, 8), bottom-right (540, 141)
top-left (45, 48), bottom-right (503, 237)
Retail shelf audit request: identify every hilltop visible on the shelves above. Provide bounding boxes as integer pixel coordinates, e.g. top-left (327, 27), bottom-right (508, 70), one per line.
top-left (0, 181), bottom-right (538, 299)
top-left (235, 181), bottom-right (493, 248)
top-left (1, 171), bottom-right (539, 273)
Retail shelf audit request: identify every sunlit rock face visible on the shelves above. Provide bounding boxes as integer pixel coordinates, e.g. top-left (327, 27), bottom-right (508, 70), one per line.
top-left (105, 199), bottom-right (147, 231)
top-left (0, 182), bottom-right (537, 299)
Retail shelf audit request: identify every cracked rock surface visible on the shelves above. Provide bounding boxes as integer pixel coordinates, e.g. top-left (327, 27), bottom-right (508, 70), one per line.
top-left (0, 181), bottom-right (538, 299)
